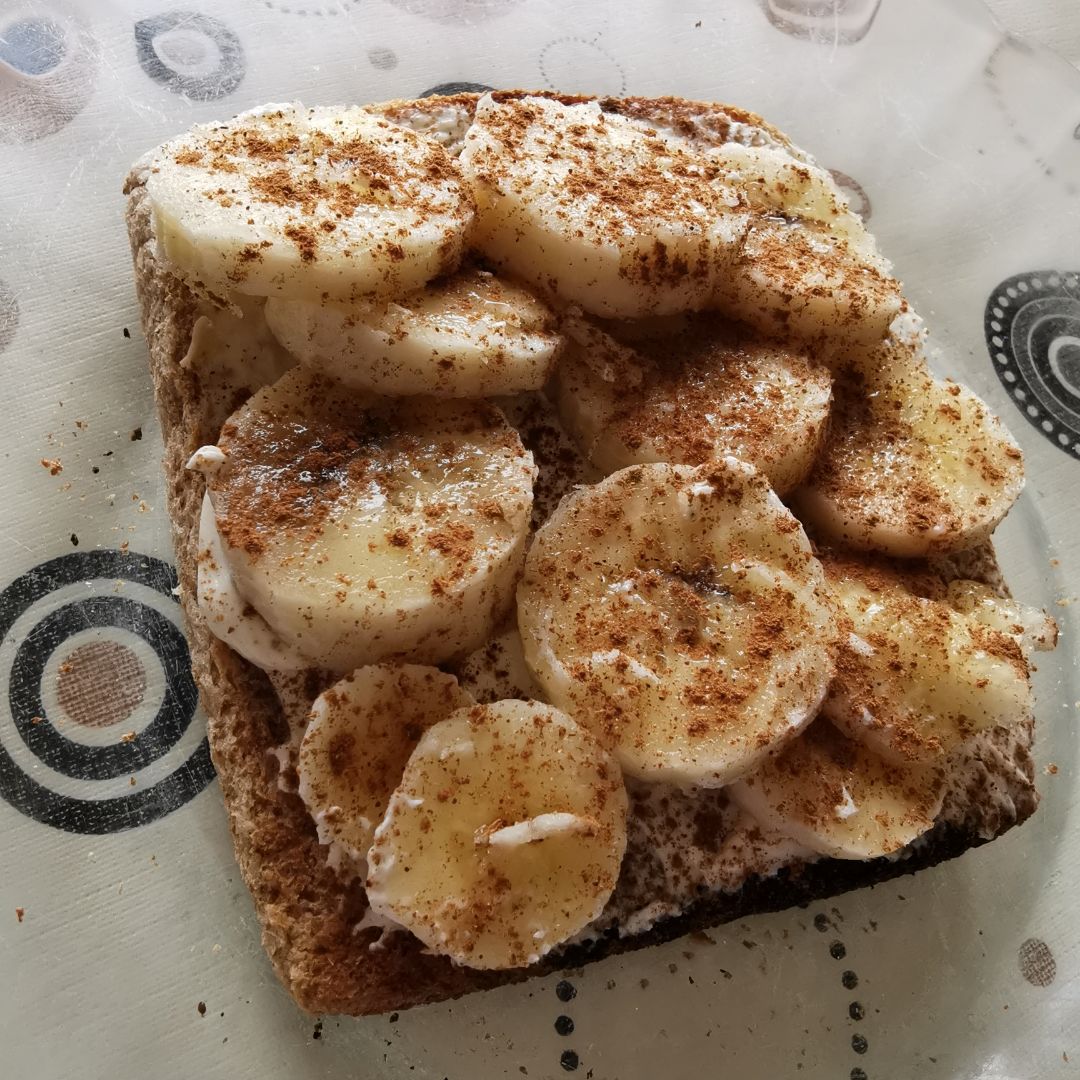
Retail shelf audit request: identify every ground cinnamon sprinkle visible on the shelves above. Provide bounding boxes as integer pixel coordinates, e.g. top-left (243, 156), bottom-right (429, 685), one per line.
top-left (283, 223), bottom-right (318, 263)
top-left (755, 718), bottom-right (942, 844)
top-left (210, 369), bottom-right (529, 593)
top-left (164, 106), bottom-right (472, 285)
top-left (590, 313), bottom-right (830, 485)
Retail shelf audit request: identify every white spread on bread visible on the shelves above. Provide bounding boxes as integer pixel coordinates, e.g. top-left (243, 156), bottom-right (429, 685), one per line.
top-left (194, 491), bottom-right (309, 672)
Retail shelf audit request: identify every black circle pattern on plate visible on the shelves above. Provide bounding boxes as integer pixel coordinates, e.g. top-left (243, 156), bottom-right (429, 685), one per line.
top-left (419, 81), bottom-right (495, 97)
top-left (0, 550), bottom-right (214, 834)
top-left (134, 10), bottom-right (245, 102)
top-left (10, 598), bottom-right (194, 779)
top-left (985, 271), bottom-right (1080, 459)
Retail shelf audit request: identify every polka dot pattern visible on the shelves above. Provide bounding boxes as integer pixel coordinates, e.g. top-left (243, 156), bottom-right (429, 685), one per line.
top-left (828, 169), bottom-right (872, 220)
top-left (0, 10), bottom-right (98, 144)
top-left (539, 37), bottom-right (626, 96)
top-left (134, 10), bottom-right (245, 102)
top-left (1018, 938), bottom-right (1057, 987)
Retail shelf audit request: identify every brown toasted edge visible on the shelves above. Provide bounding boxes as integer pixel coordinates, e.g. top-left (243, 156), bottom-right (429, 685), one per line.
top-left (123, 99), bottom-right (1037, 1016)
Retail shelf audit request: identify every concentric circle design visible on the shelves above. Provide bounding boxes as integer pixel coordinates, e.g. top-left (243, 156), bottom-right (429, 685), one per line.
top-left (0, 550), bottom-right (214, 834)
top-left (539, 37), bottom-right (626, 96)
top-left (0, 7), bottom-right (99, 144)
top-left (134, 10), bottom-right (245, 102)
top-left (985, 271), bottom-right (1080, 460)
top-left (419, 80), bottom-right (494, 98)
top-left (57, 641), bottom-right (146, 728)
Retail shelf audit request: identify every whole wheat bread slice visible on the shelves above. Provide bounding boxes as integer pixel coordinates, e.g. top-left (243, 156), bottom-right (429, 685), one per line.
top-left (124, 93), bottom-right (1039, 1016)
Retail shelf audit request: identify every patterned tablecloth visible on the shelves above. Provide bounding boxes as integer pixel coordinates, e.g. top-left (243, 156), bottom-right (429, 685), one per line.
top-left (1, 2), bottom-right (1078, 1077)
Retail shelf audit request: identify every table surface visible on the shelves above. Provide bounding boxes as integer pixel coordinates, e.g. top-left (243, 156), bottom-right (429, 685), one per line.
top-left (984, 0), bottom-right (1080, 64)
top-left (2, 2), bottom-right (1079, 1079)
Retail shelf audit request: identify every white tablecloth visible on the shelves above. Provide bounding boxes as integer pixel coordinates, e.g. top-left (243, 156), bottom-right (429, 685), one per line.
top-left (2, 2), bottom-right (1079, 1078)
top-left (986, 0), bottom-right (1080, 66)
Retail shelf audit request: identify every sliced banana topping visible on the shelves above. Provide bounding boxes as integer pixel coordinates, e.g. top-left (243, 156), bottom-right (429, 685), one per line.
top-left (716, 215), bottom-right (904, 346)
top-left (297, 664), bottom-right (474, 869)
top-left (206, 365), bottom-right (535, 673)
top-left (795, 336), bottom-right (1025, 556)
top-left (729, 718), bottom-right (946, 860)
top-left (517, 460), bottom-right (835, 786)
top-left (945, 580), bottom-right (1058, 655)
top-left (704, 143), bottom-right (873, 252)
top-left (555, 314), bottom-right (832, 494)
top-left (366, 700), bottom-right (628, 969)
top-left (459, 94), bottom-right (749, 317)
top-left (700, 142), bottom-right (901, 345)
top-left (821, 552), bottom-right (1035, 764)
top-left (145, 104), bottom-right (474, 303)
top-left (264, 265), bottom-right (563, 397)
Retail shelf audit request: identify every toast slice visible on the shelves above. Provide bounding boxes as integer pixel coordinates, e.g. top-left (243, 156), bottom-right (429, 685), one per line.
top-left (125, 92), bottom-right (1041, 1015)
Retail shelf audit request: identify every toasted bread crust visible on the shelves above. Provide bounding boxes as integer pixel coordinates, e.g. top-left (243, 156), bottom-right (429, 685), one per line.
top-left (124, 94), bottom-right (1037, 1016)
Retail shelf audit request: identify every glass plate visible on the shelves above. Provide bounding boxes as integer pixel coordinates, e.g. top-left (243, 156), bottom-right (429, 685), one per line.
top-left (1, 1), bottom-right (1077, 1077)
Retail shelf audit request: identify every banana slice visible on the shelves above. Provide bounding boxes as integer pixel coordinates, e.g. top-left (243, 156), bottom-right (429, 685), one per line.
top-left (702, 144), bottom-right (865, 239)
top-left (555, 315), bottom-right (831, 493)
top-left (459, 94), bottom-right (749, 317)
top-left (703, 143), bottom-right (903, 344)
top-left (145, 104), bottom-right (473, 303)
top-left (179, 293), bottom-right (296, 434)
top-left (366, 700), bottom-right (628, 969)
top-left (794, 338), bottom-right (1024, 556)
top-left (821, 552), bottom-right (1035, 763)
top-left (945, 580), bottom-right (1058, 654)
top-left (264, 265), bottom-right (563, 397)
top-left (297, 665), bottom-right (474, 869)
top-left (729, 718), bottom-right (945, 860)
top-left (517, 460), bottom-right (835, 786)
top-left (206, 365), bottom-right (535, 673)
top-left (717, 217), bottom-right (904, 346)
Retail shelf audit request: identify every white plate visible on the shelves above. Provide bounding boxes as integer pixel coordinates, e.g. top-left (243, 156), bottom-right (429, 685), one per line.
top-left (1, 1), bottom-right (1077, 1077)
